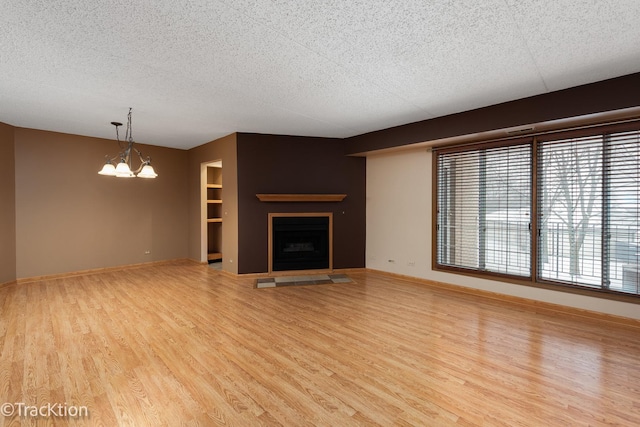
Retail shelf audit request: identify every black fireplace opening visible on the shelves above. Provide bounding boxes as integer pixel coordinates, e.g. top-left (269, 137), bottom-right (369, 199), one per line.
top-left (272, 216), bottom-right (329, 271)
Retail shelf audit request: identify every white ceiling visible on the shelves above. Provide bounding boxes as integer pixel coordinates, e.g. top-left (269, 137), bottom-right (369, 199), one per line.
top-left (1, 0), bottom-right (640, 150)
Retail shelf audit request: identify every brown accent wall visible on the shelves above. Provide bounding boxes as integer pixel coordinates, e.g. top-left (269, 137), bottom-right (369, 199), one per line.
top-left (0, 122), bottom-right (16, 284)
top-left (187, 133), bottom-right (238, 273)
top-left (14, 128), bottom-right (189, 278)
top-left (346, 72), bottom-right (640, 154)
top-left (236, 133), bottom-right (366, 274)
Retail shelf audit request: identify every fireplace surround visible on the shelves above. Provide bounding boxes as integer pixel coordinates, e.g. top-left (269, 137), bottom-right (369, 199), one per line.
top-left (268, 213), bottom-right (333, 273)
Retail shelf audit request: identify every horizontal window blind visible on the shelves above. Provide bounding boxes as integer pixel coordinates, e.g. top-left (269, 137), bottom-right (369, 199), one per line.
top-left (537, 135), bottom-right (603, 287)
top-left (605, 130), bottom-right (640, 294)
top-left (435, 123), bottom-right (640, 298)
top-left (436, 143), bottom-right (531, 276)
top-left (537, 130), bottom-right (640, 295)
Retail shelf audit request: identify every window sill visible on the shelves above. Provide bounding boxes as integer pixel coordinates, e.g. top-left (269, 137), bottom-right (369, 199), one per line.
top-left (433, 265), bottom-right (640, 305)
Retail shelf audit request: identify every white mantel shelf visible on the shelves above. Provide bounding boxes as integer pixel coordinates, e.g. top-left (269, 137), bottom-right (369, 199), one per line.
top-left (256, 194), bottom-right (347, 202)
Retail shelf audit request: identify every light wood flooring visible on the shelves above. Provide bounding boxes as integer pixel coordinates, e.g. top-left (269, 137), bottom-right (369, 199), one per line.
top-left (1, 262), bottom-right (640, 426)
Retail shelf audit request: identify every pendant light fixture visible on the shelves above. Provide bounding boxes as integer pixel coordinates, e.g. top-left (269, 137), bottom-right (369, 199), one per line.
top-left (98, 108), bottom-right (158, 178)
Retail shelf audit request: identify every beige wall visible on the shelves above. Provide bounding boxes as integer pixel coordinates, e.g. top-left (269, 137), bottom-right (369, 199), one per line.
top-left (14, 128), bottom-right (189, 278)
top-left (366, 149), bottom-right (640, 320)
top-left (187, 134), bottom-right (238, 274)
top-left (0, 122), bottom-right (16, 284)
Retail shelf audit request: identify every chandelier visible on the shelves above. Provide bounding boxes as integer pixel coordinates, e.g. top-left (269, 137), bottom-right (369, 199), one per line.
top-left (98, 108), bottom-right (158, 178)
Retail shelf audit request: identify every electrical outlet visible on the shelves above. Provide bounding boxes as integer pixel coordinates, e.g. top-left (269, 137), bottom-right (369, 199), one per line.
top-left (144, 250), bottom-right (151, 255)
top-left (408, 261), bottom-right (415, 267)
top-left (388, 259), bottom-right (395, 263)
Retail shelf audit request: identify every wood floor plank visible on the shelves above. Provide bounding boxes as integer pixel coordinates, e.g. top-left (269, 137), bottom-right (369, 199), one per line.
top-left (1, 262), bottom-right (640, 426)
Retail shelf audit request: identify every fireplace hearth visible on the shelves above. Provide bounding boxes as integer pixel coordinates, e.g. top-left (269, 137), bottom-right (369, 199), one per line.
top-left (270, 214), bottom-right (331, 272)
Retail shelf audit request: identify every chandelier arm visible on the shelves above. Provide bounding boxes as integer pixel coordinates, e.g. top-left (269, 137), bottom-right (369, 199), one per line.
top-left (106, 154), bottom-right (120, 163)
top-left (134, 147), bottom-right (154, 168)
top-left (132, 146), bottom-right (145, 161)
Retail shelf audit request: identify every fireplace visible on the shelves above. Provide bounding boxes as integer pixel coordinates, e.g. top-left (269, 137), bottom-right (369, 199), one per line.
top-left (269, 213), bottom-right (332, 272)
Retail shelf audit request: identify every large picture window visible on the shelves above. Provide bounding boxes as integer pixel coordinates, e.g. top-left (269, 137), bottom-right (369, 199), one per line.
top-left (537, 135), bottom-right (603, 287)
top-left (436, 143), bottom-right (531, 277)
top-left (435, 125), bottom-right (640, 298)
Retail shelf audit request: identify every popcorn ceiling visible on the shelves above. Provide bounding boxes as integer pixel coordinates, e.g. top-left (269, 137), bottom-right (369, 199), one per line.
top-left (0, 0), bottom-right (638, 149)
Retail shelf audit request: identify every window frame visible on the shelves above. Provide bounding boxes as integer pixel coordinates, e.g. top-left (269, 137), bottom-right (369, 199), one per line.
top-left (432, 121), bottom-right (640, 304)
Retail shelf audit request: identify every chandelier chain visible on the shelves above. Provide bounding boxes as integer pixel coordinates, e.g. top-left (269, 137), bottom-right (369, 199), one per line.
top-left (126, 107), bottom-right (133, 143)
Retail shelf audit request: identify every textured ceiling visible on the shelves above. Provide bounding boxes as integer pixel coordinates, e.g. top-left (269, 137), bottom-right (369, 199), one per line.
top-left (1, 0), bottom-right (640, 150)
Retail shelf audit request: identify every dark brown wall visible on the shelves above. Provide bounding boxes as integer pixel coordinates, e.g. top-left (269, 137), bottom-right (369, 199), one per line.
top-left (236, 133), bottom-right (366, 274)
top-left (346, 72), bottom-right (640, 154)
top-left (14, 128), bottom-right (189, 278)
top-left (0, 122), bottom-right (16, 284)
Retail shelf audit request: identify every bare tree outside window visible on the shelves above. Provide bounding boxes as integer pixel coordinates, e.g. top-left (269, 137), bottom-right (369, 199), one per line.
top-left (539, 138), bottom-right (602, 284)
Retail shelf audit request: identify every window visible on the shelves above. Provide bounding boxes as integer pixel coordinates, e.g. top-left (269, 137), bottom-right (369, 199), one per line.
top-left (537, 135), bottom-right (603, 287)
top-left (435, 125), bottom-right (640, 297)
top-left (436, 143), bottom-right (531, 277)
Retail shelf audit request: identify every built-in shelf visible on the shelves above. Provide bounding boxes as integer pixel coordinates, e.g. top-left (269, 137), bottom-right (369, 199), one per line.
top-left (256, 194), bottom-right (347, 202)
top-left (204, 163), bottom-right (223, 264)
top-left (208, 252), bottom-right (222, 261)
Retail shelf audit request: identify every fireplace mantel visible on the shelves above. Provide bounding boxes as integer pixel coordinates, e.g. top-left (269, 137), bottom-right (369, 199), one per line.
top-left (256, 194), bottom-right (347, 202)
